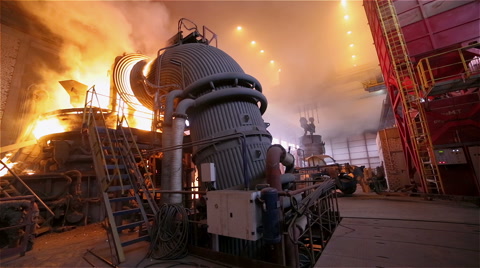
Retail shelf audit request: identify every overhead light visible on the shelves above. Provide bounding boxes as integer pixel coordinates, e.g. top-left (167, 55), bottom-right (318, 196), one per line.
top-left (344, 15), bottom-right (349, 20)
top-left (278, 69), bottom-right (282, 72)
top-left (237, 26), bottom-right (242, 31)
top-left (251, 40), bottom-right (256, 45)
top-left (270, 60), bottom-right (275, 64)
top-left (260, 50), bottom-right (265, 53)
top-left (341, 0), bottom-right (347, 7)
top-left (347, 31), bottom-right (352, 35)
top-left (349, 43), bottom-right (354, 47)
top-left (352, 55), bottom-right (356, 58)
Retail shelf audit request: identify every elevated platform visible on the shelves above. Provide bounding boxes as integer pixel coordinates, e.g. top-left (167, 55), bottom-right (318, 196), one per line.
top-left (426, 73), bottom-right (480, 96)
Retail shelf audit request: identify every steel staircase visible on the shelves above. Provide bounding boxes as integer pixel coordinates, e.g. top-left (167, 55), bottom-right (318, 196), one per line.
top-left (0, 176), bottom-right (20, 197)
top-left (83, 87), bottom-right (158, 263)
top-left (375, 0), bottom-right (444, 194)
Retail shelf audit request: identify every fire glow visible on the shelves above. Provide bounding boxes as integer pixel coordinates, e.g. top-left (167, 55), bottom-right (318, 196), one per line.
top-left (32, 118), bottom-right (66, 139)
top-left (0, 157), bottom-right (16, 177)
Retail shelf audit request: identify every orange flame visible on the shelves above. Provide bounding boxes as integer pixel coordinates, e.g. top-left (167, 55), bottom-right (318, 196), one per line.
top-left (32, 118), bottom-right (66, 139)
top-left (0, 156), bottom-right (16, 177)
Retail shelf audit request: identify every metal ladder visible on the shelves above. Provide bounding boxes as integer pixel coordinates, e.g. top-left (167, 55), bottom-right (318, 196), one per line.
top-left (83, 87), bottom-right (158, 263)
top-left (375, 0), bottom-right (444, 194)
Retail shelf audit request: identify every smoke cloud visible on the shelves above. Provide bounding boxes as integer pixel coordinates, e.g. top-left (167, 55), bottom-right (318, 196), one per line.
top-left (14, 0), bottom-right (385, 145)
top-left (162, 0), bottom-right (385, 143)
top-left (16, 0), bottom-right (172, 110)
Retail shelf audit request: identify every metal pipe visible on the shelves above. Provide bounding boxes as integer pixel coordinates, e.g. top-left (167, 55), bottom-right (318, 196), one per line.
top-left (64, 170), bottom-right (82, 196)
top-left (164, 89), bottom-right (183, 126)
top-left (0, 159), bottom-right (55, 216)
top-left (147, 190), bottom-right (206, 194)
top-left (181, 72), bottom-right (263, 98)
top-left (278, 183), bottom-right (323, 196)
top-left (160, 90), bottom-right (182, 204)
top-left (160, 124), bottom-right (172, 204)
top-left (281, 151), bottom-right (295, 173)
top-left (265, 145), bottom-right (285, 191)
top-left (168, 98), bottom-right (195, 204)
top-left (192, 87), bottom-right (267, 115)
top-left (86, 249), bottom-right (119, 268)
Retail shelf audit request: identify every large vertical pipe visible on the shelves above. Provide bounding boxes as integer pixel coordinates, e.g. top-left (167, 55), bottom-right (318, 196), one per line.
top-left (160, 90), bottom-right (183, 204)
top-left (261, 187), bottom-right (284, 265)
top-left (168, 98), bottom-right (194, 204)
top-left (266, 144), bottom-right (286, 191)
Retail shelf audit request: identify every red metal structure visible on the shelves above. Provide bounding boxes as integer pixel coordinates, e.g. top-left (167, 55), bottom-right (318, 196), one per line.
top-left (364, 0), bottom-right (480, 196)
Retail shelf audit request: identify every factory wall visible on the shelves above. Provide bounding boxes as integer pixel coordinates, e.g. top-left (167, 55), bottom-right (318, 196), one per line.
top-left (1, 24), bottom-right (62, 148)
top-left (324, 131), bottom-right (381, 169)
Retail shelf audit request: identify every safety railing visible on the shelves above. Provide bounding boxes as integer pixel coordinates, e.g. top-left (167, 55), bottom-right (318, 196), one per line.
top-left (417, 43), bottom-right (480, 96)
top-left (282, 179), bottom-right (339, 266)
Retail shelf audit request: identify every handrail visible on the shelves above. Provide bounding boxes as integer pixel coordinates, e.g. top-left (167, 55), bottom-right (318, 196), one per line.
top-left (417, 43), bottom-right (480, 95)
top-left (0, 160), bottom-right (55, 216)
top-left (116, 99), bottom-right (159, 214)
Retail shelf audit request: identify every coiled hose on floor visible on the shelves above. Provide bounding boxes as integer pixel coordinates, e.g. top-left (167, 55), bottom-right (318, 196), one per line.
top-left (149, 203), bottom-right (189, 260)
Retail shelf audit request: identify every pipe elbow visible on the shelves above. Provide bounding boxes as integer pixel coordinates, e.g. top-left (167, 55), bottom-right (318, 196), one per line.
top-left (164, 89), bottom-right (184, 126)
top-left (266, 144), bottom-right (286, 191)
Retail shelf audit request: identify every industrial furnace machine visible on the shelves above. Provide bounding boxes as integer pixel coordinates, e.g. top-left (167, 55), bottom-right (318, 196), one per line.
top-left (1, 17), bottom-right (340, 267)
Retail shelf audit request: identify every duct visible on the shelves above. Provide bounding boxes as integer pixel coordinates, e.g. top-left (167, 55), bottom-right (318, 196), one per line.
top-left (280, 173), bottom-right (296, 184)
top-left (167, 98), bottom-right (195, 204)
top-left (189, 87), bottom-right (267, 115)
top-left (161, 123), bottom-right (172, 203)
top-left (266, 145), bottom-right (287, 191)
top-left (113, 54), bottom-right (151, 111)
top-left (181, 72), bottom-right (263, 98)
top-left (164, 90), bottom-right (184, 126)
top-left (160, 90), bottom-right (183, 203)
top-left (281, 151), bottom-right (295, 174)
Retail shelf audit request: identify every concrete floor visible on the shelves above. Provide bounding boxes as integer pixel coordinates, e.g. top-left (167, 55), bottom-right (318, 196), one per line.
top-left (1, 189), bottom-right (479, 267)
top-left (316, 192), bottom-right (480, 267)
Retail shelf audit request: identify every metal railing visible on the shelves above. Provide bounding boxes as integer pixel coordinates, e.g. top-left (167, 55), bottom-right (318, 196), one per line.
top-left (417, 43), bottom-right (480, 96)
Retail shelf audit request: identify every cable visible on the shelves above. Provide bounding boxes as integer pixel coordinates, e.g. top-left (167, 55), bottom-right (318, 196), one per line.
top-left (149, 204), bottom-right (189, 260)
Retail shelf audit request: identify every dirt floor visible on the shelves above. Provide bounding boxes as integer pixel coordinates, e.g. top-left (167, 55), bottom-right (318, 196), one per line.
top-left (1, 222), bottom-right (226, 268)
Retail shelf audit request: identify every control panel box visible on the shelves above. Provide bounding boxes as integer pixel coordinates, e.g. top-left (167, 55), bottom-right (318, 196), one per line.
top-left (434, 148), bottom-right (467, 165)
top-left (200, 163), bottom-right (216, 182)
top-left (206, 190), bottom-right (262, 241)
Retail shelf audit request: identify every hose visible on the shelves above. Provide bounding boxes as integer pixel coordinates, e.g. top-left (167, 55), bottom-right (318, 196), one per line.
top-left (149, 204), bottom-right (189, 260)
